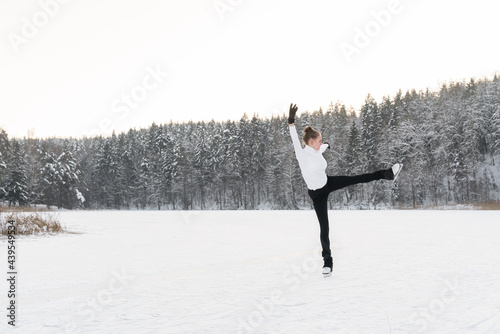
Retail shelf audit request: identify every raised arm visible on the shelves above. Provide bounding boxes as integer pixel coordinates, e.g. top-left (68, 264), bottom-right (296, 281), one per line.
top-left (289, 124), bottom-right (303, 154)
top-left (288, 103), bottom-right (305, 161)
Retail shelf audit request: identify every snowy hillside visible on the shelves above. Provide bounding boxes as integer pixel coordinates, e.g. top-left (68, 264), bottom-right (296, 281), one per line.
top-left (1, 210), bottom-right (500, 333)
top-left (1, 76), bottom-right (500, 211)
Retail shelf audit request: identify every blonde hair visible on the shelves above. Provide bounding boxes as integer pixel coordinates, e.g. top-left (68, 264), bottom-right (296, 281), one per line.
top-left (302, 126), bottom-right (321, 146)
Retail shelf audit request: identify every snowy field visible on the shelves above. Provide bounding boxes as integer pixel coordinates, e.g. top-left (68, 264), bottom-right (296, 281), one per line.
top-left (2, 210), bottom-right (500, 334)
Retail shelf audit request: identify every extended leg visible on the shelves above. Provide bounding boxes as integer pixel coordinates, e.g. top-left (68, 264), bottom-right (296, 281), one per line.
top-left (327, 171), bottom-right (384, 192)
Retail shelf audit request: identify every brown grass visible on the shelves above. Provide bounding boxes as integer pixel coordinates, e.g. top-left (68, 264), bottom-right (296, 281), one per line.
top-left (0, 205), bottom-right (53, 213)
top-left (475, 201), bottom-right (500, 210)
top-left (0, 212), bottom-right (66, 236)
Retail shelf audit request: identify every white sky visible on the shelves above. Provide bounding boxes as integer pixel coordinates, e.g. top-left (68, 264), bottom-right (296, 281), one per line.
top-left (1, 0), bottom-right (499, 138)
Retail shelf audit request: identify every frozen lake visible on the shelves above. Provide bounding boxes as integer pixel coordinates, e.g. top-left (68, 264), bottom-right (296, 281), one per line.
top-left (2, 210), bottom-right (500, 333)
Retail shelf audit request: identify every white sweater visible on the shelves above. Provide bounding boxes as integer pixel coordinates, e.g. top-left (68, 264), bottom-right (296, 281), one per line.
top-left (289, 125), bottom-right (329, 190)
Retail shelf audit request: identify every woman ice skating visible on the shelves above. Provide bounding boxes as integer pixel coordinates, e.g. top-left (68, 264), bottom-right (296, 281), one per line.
top-left (288, 103), bottom-right (402, 277)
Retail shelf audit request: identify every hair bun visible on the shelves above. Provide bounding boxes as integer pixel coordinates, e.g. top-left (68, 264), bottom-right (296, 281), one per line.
top-left (302, 126), bottom-right (320, 146)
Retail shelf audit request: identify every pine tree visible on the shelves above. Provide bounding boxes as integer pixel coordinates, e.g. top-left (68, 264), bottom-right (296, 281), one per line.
top-left (39, 150), bottom-right (58, 208)
top-left (341, 120), bottom-right (363, 205)
top-left (360, 94), bottom-right (382, 170)
top-left (210, 123), bottom-right (228, 209)
top-left (173, 138), bottom-right (192, 209)
top-left (91, 138), bottom-right (118, 208)
top-left (249, 115), bottom-right (267, 208)
top-left (118, 131), bottom-right (139, 209)
top-left (0, 152), bottom-right (6, 201)
top-left (0, 129), bottom-right (9, 202)
top-left (160, 128), bottom-right (176, 209)
top-left (55, 149), bottom-right (81, 209)
top-left (5, 141), bottom-right (29, 206)
top-left (345, 120), bottom-right (362, 173)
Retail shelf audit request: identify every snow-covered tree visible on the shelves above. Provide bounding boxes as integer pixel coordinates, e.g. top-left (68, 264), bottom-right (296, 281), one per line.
top-left (360, 94), bottom-right (382, 170)
top-left (0, 129), bottom-right (9, 201)
top-left (5, 141), bottom-right (29, 206)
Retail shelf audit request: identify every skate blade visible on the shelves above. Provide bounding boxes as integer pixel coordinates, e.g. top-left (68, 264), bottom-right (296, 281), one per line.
top-left (393, 163), bottom-right (403, 182)
top-left (322, 270), bottom-right (333, 278)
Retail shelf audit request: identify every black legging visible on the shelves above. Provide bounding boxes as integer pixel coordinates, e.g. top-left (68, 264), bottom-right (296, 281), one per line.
top-left (308, 171), bottom-right (384, 260)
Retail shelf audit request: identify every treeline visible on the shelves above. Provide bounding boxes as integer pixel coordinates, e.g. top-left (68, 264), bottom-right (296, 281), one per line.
top-left (0, 75), bottom-right (499, 210)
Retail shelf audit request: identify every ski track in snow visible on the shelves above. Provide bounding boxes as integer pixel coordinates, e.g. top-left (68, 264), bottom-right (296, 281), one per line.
top-left (1, 210), bottom-right (499, 333)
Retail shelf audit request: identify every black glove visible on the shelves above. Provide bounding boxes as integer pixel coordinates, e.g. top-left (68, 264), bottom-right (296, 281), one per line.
top-left (288, 103), bottom-right (298, 124)
top-left (324, 142), bottom-right (330, 150)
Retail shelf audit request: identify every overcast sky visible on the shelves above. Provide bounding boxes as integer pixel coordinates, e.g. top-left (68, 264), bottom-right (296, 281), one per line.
top-left (1, 0), bottom-right (499, 138)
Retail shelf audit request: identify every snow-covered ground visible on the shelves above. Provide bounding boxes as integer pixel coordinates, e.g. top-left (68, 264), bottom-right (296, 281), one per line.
top-left (1, 210), bottom-right (500, 333)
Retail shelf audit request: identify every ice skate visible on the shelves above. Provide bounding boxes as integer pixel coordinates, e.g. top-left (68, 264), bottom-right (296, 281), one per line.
top-left (382, 163), bottom-right (403, 181)
top-left (322, 257), bottom-right (333, 278)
